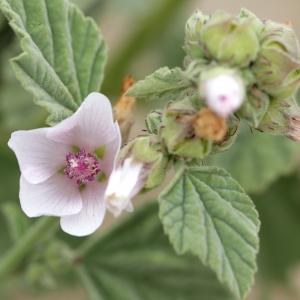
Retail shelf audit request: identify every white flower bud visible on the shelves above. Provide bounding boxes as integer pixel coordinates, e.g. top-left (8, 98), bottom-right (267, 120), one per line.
top-left (201, 74), bottom-right (245, 117)
top-left (105, 157), bottom-right (144, 217)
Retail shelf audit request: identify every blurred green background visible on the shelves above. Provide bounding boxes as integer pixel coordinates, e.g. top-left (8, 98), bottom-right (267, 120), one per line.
top-left (1, 0), bottom-right (300, 299)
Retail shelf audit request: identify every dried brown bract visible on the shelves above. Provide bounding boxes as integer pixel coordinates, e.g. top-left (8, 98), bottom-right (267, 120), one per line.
top-left (193, 108), bottom-right (228, 142)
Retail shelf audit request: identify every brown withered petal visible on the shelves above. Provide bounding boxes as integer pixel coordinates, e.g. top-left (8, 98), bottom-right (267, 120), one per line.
top-left (114, 75), bottom-right (136, 142)
top-left (193, 108), bottom-right (228, 142)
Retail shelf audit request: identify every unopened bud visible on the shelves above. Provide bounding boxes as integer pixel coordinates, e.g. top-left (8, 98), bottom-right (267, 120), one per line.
top-left (200, 69), bottom-right (245, 117)
top-left (253, 20), bottom-right (300, 99)
top-left (160, 98), bottom-right (212, 159)
top-left (105, 157), bottom-right (144, 217)
top-left (200, 10), bottom-right (260, 67)
top-left (259, 98), bottom-right (300, 142)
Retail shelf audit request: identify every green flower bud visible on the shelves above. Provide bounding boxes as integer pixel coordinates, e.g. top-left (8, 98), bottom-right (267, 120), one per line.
top-left (258, 97), bottom-right (300, 141)
top-left (238, 87), bottom-right (270, 128)
top-left (145, 110), bottom-right (162, 135)
top-left (200, 10), bottom-right (260, 67)
top-left (239, 8), bottom-right (264, 35)
top-left (253, 21), bottom-right (300, 99)
top-left (121, 136), bottom-right (168, 190)
top-left (160, 98), bottom-right (212, 159)
top-left (184, 10), bottom-right (209, 59)
top-left (261, 21), bottom-right (300, 58)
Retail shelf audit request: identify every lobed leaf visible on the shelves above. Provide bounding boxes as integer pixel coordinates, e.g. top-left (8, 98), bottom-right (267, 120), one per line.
top-left (0, 0), bottom-right (107, 124)
top-left (159, 166), bottom-right (260, 299)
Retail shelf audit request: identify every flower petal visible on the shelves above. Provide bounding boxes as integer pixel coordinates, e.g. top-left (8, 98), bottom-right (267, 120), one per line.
top-left (101, 123), bottom-right (122, 175)
top-left (8, 128), bottom-right (69, 184)
top-left (105, 158), bottom-right (144, 217)
top-left (60, 182), bottom-right (106, 236)
top-left (20, 174), bottom-right (82, 217)
top-left (47, 93), bottom-right (121, 152)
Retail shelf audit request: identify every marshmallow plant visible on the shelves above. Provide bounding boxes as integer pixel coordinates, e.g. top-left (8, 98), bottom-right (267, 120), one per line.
top-left (1, 2), bottom-right (300, 300)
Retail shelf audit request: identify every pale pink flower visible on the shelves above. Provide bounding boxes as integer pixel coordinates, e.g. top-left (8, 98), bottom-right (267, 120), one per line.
top-left (202, 74), bottom-right (245, 117)
top-left (8, 93), bottom-right (121, 236)
top-left (105, 157), bottom-right (144, 217)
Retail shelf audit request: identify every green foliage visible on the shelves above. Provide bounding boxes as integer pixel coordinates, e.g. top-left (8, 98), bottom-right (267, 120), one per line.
top-left (159, 166), bottom-right (259, 299)
top-left (0, 209), bottom-right (12, 257)
top-left (254, 173), bottom-right (300, 282)
top-left (0, 0), bottom-right (107, 124)
top-left (0, 148), bottom-right (19, 205)
top-left (76, 202), bottom-right (233, 300)
top-left (127, 67), bottom-right (192, 102)
top-left (211, 125), bottom-right (300, 193)
top-left (1, 203), bottom-right (30, 243)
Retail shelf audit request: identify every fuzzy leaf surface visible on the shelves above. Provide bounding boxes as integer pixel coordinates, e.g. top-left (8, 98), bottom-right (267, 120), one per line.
top-left (159, 166), bottom-right (260, 299)
top-left (127, 67), bottom-right (192, 102)
top-left (0, 0), bottom-right (107, 124)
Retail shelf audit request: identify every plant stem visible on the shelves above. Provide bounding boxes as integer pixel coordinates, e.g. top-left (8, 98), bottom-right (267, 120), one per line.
top-left (102, 0), bottom-right (186, 95)
top-left (0, 217), bottom-right (57, 280)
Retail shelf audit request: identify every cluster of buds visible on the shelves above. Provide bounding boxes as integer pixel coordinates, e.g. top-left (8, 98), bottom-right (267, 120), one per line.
top-left (183, 8), bottom-right (300, 142)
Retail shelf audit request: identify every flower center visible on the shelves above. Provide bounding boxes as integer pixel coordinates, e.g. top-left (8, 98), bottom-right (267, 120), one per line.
top-left (64, 148), bottom-right (101, 185)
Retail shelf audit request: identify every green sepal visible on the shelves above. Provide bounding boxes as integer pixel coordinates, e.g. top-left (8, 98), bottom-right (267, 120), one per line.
top-left (239, 8), bottom-right (264, 35)
top-left (120, 136), bottom-right (169, 190)
top-left (258, 97), bottom-right (300, 140)
top-left (200, 10), bottom-right (259, 67)
top-left (145, 110), bottom-right (162, 135)
top-left (253, 47), bottom-right (300, 99)
top-left (238, 87), bottom-right (270, 128)
top-left (184, 10), bottom-right (209, 59)
top-left (261, 20), bottom-right (300, 59)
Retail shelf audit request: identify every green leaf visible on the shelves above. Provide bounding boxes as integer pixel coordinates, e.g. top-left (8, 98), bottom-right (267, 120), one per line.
top-left (211, 125), bottom-right (300, 193)
top-left (0, 0), bottom-right (107, 124)
top-left (127, 67), bottom-right (193, 102)
top-left (253, 173), bottom-right (300, 282)
top-left (159, 166), bottom-right (260, 299)
top-left (76, 202), bottom-right (233, 300)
